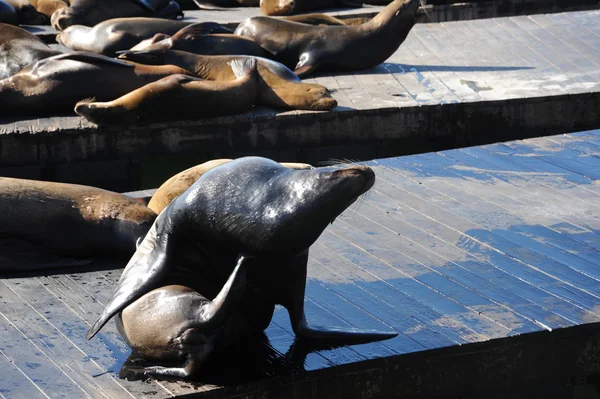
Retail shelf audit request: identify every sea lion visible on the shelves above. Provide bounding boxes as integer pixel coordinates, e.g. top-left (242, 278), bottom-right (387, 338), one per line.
top-left (29, 0), bottom-right (68, 19)
top-left (0, 0), bottom-right (17, 24)
top-left (261, 0), bottom-right (391, 16)
top-left (0, 24), bottom-right (62, 80)
top-left (87, 157), bottom-right (397, 370)
top-left (283, 13), bottom-right (369, 26)
top-left (126, 23), bottom-right (271, 58)
top-left (128, 21), bottom-right (232, 51)
top-left (236, 0), bottom-right (419, 77)
top-left (0, 52), bottom-right (193, 115)
top-left (147, 159), bottom-right (313, 214)
top-left (0, 177), bottom-right (156, 272)
top-left (74, 58), bottom-right (260, 125)
top-left (115, 257), bottom-right (253, 379)
top-left (118, 50), bottom-right (337, 110)
top-left (56, 18), bottom-right (199, 55)
top-left (50, 0), bottom-right (182, 31)
top-left (4, 0), bottom-right (47, 24)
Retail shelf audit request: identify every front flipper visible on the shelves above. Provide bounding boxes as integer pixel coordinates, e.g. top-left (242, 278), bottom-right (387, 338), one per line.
top-left (294, 53), bottom-right (319, 78)
top-left (192, 0), bottom-right (237, 10)
top-left (282, 251), bottom-right (398, 343)
top-left (87, 211), bottom-right (174, 339)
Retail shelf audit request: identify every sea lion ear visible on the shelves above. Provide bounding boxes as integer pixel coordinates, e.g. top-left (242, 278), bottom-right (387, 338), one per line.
top-left (86, 211), bottom-right (174, 340)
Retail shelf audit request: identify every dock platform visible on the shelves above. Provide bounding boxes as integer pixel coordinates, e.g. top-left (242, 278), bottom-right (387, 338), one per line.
top-left (2, 10), bottom-right (600, 191)
top-left (2, 129), bottom-right (600, 398)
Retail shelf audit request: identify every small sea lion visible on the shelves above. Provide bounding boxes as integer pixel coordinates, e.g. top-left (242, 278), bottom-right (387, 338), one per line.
top-left (0, 23), bottom-right (62, 80)
top-left (236, 0), bottom-right (419, 77)
top-left (127, 23), bottom-right (271, 58)
top-left (116, 256), bottom-right (253, 379)
top-left (4, 0), bottom-right (47, 24)
top-left (0, 52), bottom-right (192, 115)
top-left (118, 49), bottom-right (337, 110)
top-left (29, 0), bottom-right (68, 19)
top-left (87, 157), bottom-right (397, 370)
top-left (0, 0), bottom-right (17, 24)
top-left (51, 0), bottom-right (182, 31)
top-left (56, 18), bottom-right (203, 55)
top-left (74, 58), bottom-right (260, 125)
top-left (0, 177), bottom-right (156, 272)
top-left (147, 159), bottom-right (313, 214)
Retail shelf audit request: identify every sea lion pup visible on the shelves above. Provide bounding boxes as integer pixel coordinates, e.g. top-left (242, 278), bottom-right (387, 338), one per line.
top-left (147, 159), bottom-right (313, 213)
top-left (56, 18), bottom-right (204, 56)
top-left (118, 50), bottom-right (337, 110)
top-left (0, 23), bottom-right (62, 80)
top-left (0, 52), bottom-right (192, 115)
top-left (0, 177), bottom-right (156, 272)
top-left (236, 0), bottom-right (419, 77)
top-left (50, 0), bottom-right (182, 31)
top-left (87, 157), bottom-right (397, 354)
top-left (126, 23), bottom-right (271, 58)
top-left (4, 0), bottom-right (47, 24)
top-left (74, 58), bottom-right (260, 125)
top-left (115, 256), bottom-right (254, 379)
top-left (0, 0), bottom-right (17, 24)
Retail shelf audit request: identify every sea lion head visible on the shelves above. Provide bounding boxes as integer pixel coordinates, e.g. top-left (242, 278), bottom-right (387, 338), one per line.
top-left (174, 156), bottom-right (374, 254)
top-left (259, 0), bottom-right (294, 16)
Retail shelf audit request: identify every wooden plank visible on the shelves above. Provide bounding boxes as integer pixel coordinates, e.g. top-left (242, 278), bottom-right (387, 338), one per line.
top-left (0, 350), bottom-right (50, 399)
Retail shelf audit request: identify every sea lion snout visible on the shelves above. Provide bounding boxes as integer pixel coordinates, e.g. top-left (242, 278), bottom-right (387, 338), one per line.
top-left (332, 165), bottom-right (375, 194)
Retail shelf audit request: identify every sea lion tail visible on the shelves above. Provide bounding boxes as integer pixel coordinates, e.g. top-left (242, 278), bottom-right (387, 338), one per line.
top-left (229, 57), bottom-right (257, 79)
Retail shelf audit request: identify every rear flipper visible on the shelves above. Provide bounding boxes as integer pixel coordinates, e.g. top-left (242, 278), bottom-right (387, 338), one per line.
top-left (0, 238), bottom-right (92, 272)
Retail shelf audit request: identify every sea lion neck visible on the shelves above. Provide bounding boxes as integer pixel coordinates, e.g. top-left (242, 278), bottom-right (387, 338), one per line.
top-left (366, 0), bottom-right (418, 32)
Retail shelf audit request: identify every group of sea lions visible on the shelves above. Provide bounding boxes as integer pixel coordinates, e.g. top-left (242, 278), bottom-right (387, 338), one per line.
top-left (1, 157), bottom-right (397, 379)
top-left (0, 0), bottom-right (419, 125)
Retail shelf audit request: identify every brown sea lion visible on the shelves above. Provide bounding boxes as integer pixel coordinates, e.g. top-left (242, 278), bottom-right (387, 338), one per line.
top-left (86, 157), bottom-right (397, 380)
top-left (0, 52), bottom-right (192, 115)
top-left (0, 177), bottom-right (156, 272)
top-left (126, 24), bottom-right (270, 58)
top-left (4, 0), bottom-right (47, 24)
top-left (261, 0), bottom-right (391, 16)
top-left (236, 0), bottom-right (419, 77)
top-left (0, 0), bottom-right (17, 24)
top-left (283, 13), bottom-right (369, 26)
top-left (56, 19), bottom-right (229, 56)
top-left (29, 0), bottom-right (68, 18)
top-left (0, 23), bottom-right (62, 80)
top-left (118, 50), bottom-right (337, 110)
top-left (74, 58), bottom-right (260, 125)
top-left (147, 159), bottom-right (313, 214)
top-left (51, 0), bottom-right (182, 31)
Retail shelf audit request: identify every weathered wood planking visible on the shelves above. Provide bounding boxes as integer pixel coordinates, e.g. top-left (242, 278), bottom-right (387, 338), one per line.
top-left (2, 130), bottom-right (600, 398)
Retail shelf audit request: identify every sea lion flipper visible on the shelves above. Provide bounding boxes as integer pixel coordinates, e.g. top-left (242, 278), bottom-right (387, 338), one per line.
top-left (87, 213), bottom-right (172, 340)
top-left (0, 238), bottom-right (92, 272)
top-left (229, 57), bottom-right (257, 79)
top-left (171, 22), bottom-right (233, 40)
top-left (294, 53), bottom-right (319, 78)
top-left (192, 0), bottom-right (234, 10)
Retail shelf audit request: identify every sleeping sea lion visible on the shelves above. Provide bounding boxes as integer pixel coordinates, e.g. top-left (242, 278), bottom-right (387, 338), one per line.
top-left (0, 52), bottom-right (193, 115)
top-left (29, 0), bottom-right (68, 18)
top-left (126, 23), bottom-right (271, 58)
top-left (147, 159), bottom-right (313, 214)
top-left (51, 0), bottom-right (182, 31)
top-left (74, 58), bottom-right (260, 125)
top-left (236, 0), bottom-right (419, 77)
top-left (118, 49), bottom-right (337, 110)
top-left (86, 157), bottom-right (397, 379)
top-left (0, 177), bottom-right (156, 271)
top-left (0, 23), bottom-right (62, 80)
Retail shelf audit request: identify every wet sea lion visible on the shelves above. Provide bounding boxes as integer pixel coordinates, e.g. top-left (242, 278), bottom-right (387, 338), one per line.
top-left (236, 0), bottom-right (419, 77)
top-left (56, 18), bottom-right (204, 55)
top-left (147, 159), bottom-right (313, 214)
top-left (118, 49), bottom-right (337, 110)
top-left (127, 24), bottom-right (271, 58)
top-left (116, 257), bottom-right (253, 379)
top-left (4, 0), bottom-right (47, 24)
top-left (0, 0), bottom-right (17, 24)
top-left (0, 24), bottom-right (62, 80)
top-left (0, 177), bottom-right (156, 271)
top-left (87, 157), bottom-right (397, 359)
top-left (74, 58), bottom-right (260, 125)
top-left (51, 0), bottom-right (182, 31)
top-left (0, 52), bottom-right (192, 115)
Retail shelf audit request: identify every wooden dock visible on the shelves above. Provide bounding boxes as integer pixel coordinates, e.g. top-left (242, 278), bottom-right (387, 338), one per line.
top-left (2, 10), bottom-right (600, 191)
top-left (2, 130), bottom-right (600, 398)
